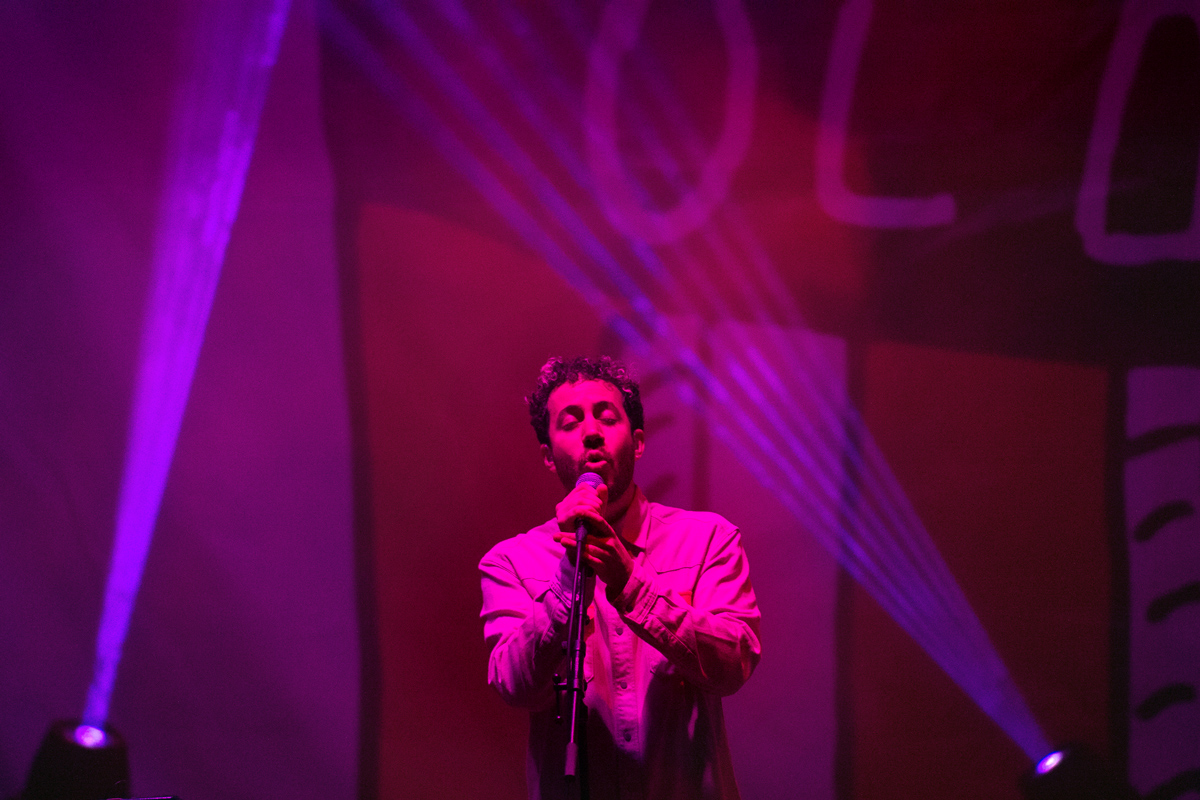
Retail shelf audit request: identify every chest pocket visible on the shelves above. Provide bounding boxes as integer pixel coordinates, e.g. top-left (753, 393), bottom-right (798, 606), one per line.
top-left (645, 555), bottom-right (702, 596)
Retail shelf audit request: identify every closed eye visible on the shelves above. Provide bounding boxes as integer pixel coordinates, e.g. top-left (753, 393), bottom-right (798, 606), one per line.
top-left (557, 410), bottom-right (584, 430)
top-left (595, 402), bottom-right (621, 423)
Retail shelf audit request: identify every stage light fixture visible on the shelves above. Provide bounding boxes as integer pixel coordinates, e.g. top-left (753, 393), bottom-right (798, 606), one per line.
top-left (1020, 743), bottom-right (1138, 800)
top-left (1037, 750), bottom-right (1066, 775)
top-left (23, 719), bottom-right (130, 800)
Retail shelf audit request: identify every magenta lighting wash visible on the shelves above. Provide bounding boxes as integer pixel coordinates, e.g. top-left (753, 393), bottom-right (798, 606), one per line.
top-left (320, 0), bottom-right (1051, 761)
top-left (83, 0), bottom-right (291, 729)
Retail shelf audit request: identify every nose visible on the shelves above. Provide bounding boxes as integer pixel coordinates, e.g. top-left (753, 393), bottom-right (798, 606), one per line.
top-left (581, 416), bottom-right (604, 446)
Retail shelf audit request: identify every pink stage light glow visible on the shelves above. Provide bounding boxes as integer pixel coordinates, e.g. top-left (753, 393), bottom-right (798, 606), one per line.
top-left (72, 725), bottom-right (107, 749)
top-left (320, 0), bottom-right (1051, 762)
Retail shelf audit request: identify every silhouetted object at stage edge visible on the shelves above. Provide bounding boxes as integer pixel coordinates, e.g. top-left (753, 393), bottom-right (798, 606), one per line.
top-left (23, 720), bottom-right (130, 800)
top-left (1021, 744), bottom-right (1139, 800)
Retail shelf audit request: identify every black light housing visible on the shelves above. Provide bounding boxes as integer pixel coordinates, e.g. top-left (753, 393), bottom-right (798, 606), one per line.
top-left (1020, 743), bottom-right (1139, 800)
top-left (23, 720), bottom-right (131, 800)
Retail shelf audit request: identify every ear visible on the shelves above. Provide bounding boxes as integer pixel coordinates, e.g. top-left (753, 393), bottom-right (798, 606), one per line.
top-left (541, 443), bottom-right (556, 473)
top-left (632, 429), bottom-right (645, 460)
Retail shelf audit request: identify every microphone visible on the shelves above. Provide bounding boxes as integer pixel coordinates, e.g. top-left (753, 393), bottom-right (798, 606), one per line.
top-left (564, 470), bottom-right (605, 779)
top-left (575, 471), bottom-right (604, 490)
top-left (574, 471), bottom-right (604, 546)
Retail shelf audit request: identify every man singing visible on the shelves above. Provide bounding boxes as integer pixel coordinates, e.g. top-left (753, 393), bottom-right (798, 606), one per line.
top-left (479, 356), bottom-right (761, 799)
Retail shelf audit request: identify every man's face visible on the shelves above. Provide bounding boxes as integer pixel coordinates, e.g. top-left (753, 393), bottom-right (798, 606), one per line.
top-left (542, 379), bottom-right (644, 500)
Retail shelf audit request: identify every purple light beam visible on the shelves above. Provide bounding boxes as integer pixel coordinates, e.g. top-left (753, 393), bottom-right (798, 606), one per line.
top-left (82, 0), bottom-right (292, 729)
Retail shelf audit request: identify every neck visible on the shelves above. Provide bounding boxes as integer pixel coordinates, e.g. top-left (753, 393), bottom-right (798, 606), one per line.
top-left (604, 484), bottom-right (639, 537)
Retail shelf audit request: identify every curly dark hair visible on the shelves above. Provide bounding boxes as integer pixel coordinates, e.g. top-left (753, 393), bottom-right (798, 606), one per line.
top-left (527, 356), bottom-right (644, 447)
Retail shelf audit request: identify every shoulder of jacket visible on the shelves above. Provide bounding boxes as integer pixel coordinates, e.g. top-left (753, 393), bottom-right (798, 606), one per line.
top-left (647, 501), bottom-right (737, 533)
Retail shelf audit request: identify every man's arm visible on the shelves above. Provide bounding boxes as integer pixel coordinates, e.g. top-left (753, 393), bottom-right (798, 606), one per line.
top-left (612, 523), bottom-right (761, 697)
top-left (478, 544), bottom-right (585, 709)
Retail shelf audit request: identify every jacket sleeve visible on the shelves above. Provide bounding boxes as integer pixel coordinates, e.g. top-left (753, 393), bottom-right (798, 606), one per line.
top-left (610, 523), bottom-right (761, 696)
top-left (479, 544), bottom-right (591, 709)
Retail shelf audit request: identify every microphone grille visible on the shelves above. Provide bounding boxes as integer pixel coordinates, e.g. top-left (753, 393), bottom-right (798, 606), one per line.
top-left (575, 472), bottom-right (604, 489)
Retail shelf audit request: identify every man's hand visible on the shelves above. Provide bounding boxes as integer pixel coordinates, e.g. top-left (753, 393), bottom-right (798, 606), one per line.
top-left (553, 481), bottom-right (635, 597)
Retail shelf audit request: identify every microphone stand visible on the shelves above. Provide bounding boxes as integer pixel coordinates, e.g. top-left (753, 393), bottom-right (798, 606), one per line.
top-left (561, 521), bottom-right (590, 799)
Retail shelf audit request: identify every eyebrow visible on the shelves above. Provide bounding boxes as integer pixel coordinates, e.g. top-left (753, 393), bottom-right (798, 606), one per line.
top-left (555, 400), bottom-right (621, 421)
